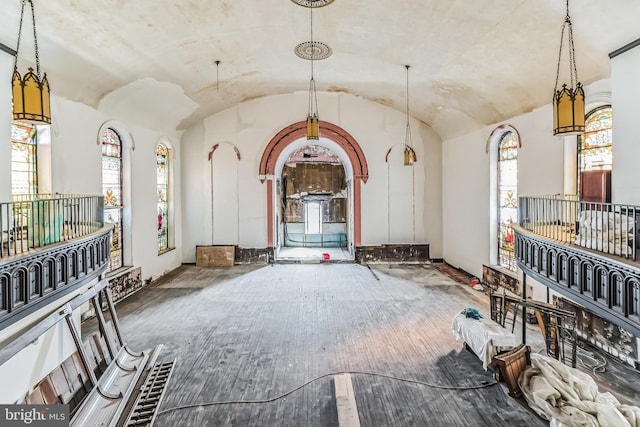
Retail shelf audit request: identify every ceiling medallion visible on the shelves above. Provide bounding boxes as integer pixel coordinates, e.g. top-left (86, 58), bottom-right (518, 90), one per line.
top-left (294, 41), bottom-right (332, 60)
top-left (290, 0), bottom-right (335, 7)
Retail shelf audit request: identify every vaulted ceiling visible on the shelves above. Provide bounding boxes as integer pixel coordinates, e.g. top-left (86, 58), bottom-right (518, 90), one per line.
top-left (1, 0), bottom-right (638, 139)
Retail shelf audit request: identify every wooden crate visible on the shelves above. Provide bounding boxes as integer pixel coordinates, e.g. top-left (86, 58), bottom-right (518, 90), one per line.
top-left (196, 245), bottom-right (235, 267)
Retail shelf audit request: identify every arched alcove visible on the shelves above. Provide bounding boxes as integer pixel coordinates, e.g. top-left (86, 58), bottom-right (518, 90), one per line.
top-left (259, 121), bottom-right (368, 251)
top-left (208, 142), bottom-right (241, 245)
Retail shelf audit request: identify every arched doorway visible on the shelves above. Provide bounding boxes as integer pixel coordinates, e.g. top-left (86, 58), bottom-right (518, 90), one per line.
top-left (259, 121), bottom-right (368, 260)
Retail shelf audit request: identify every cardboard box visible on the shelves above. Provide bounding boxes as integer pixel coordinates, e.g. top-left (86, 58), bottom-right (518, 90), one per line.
top-left (196, 245), bottom-right (235, 267)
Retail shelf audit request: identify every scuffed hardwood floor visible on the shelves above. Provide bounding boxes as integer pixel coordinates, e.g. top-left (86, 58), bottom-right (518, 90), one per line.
top-left (98, 263), bottom-right (550, 426)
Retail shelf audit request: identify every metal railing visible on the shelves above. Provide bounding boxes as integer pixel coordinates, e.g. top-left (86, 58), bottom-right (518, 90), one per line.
top-left (519, 195), bottom-right (638, 261)
top-left (514, 226), bottom-right (640, 339)
top-left (1, 194), bottom-right (104, 258)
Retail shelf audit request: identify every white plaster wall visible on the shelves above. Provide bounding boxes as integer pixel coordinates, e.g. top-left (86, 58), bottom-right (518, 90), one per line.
top-left (0, 91), bottom-right (184, 280)
top-left (211, 145), bottom-right (240, 244)
top-left (49, 97), bottom-right (105, 194)
top-left (611, 47), bottom-right (640, 205)
top-left (181, 122), bottom-right (206, 262)
top-left (442, 101), bottom-right (566, 278)
top-left (45, 96), bottom-right (184, 281)
top-left (442, 127), bottom-right (490, 276)
top-left (0, 90), bottom-right (185, 401)
top-left (180, 92), bottom-right (443, 262)
top-left (421, 125), bottom-right (444, 259)
top-left (36, 126), bottom-right (52, 194)
top-left (387, 147), bottom-right (416, 243)
top-left (126, 127), bottom-right (184, 281)
top-left (0, 52), bottom-right (13, 202)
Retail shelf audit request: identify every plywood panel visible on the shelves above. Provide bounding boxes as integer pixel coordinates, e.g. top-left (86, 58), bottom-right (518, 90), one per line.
top-left (196, 245), bottom-right (235, 267)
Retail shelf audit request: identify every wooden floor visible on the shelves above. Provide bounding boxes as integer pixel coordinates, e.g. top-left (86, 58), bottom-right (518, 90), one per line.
top-left (91, 262), bottom-right (640, 426)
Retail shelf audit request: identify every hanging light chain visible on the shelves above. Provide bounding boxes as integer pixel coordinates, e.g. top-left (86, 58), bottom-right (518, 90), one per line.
top-left (405, 65), bottom-right (412, 148)
top-left (568, 13), bottom-right (578, 85)
top-left (310, 4), bottom-right (314, 79)
top-left (215, 60), bottom-right (220, 90)
top-left (13, 0), bottom-right (27, 71)
top-left (406, 65), bottom-right (410, 122)
top-left (308, 4), bottom-right (318, 119)
top-left (554, 0), bottom-right (578, 91)
top-left (551, 0), bottom-right (584, 136)
top-left (308, 75), bottom-right (316, 116)
top-left (14, 0), bottom-right (41, 77)
top-left (30, 0), bottom-right (41, 77)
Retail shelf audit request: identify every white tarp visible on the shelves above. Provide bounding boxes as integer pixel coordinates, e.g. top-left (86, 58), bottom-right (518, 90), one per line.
top-left (451, 313), bottom-right (516, 370)
top-left (518, 354), bottom-right (640, 427)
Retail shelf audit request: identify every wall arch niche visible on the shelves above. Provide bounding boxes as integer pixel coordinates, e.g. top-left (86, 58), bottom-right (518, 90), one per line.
top-left (385, 144), bottom-right (418, 244)
top-left (260, 121), bottom-right (368, 260)
top-left (208, 142), bottom-right (241, 245)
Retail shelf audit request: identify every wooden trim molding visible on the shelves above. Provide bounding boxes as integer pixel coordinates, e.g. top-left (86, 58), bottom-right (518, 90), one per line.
top-left (485, 124), bottom-right (522, 154)
top-left (259, 121), bottom-right (368, 183)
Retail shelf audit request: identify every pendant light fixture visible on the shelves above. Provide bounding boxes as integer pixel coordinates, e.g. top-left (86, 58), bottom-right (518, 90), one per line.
top-left (12, 0), bottom-right (51, 124)
top-left (552, 0), bottom-right (584, 136)
top-left (403, 65), bottom-right (416, 166)
top-left (306, 4), bottom-right (319, 140)
top-left (293, 0), bottom-right (333, 140)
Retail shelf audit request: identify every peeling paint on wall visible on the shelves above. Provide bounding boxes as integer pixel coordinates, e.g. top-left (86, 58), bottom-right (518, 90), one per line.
top-left (558, 298), bottom-right (638, 366)
top-left (355, 244), bottom-right (429, 264)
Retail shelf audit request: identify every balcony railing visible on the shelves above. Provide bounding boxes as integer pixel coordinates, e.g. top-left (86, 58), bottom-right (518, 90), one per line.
top-left (1, 194), bottom-right (109, 330)
top-left (1, 194), bottom-right (104, 259)
top-left (514, 226), bottom-right (640, 338)
top-left (519, 195), bottom-right (638, 261)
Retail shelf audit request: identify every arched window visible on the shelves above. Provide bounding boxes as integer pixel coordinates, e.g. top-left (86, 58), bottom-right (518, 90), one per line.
top-left (10, 122), bottom-right (38, 195)
top-left (498, 131), bottom-right (518, 271)
top-left (102, 128), bottom-right (123, 270)
top-left (579, 106), bottom-right (612, 172)
top-left (156, 143), bottom-right (169, 253)
top-left (578, 106), bottom-right (612, 200)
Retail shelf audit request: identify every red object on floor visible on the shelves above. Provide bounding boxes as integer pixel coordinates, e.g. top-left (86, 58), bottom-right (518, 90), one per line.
top-left (322, 253), bottom-right (330, 260)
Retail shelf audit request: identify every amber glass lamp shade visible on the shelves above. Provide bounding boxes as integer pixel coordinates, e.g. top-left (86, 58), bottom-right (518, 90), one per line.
top-left (553, 82), bottom-right (584, 136)
top-left (403, 145), bottom-right (416, 166)
top-left (306, 114), bottom-right (319, 140)
top-left (12, 66), bottom-right (51, 124)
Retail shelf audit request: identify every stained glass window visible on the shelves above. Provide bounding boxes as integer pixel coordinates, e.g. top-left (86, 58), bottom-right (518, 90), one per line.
top-left (102, 128), bottom-right (123, 270)
top-left (579, 106), bottom-right (612, 171)
top-left (156, 143), bottom-right (169, 252)
top-left (498, 131), bottom-right (518, 271)
top-left (577, 106), bottom-right (612, 199)
top-left (579, 106), bottom-right (612, 175)
top-left (11, 122), bottom-right (38, 195)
